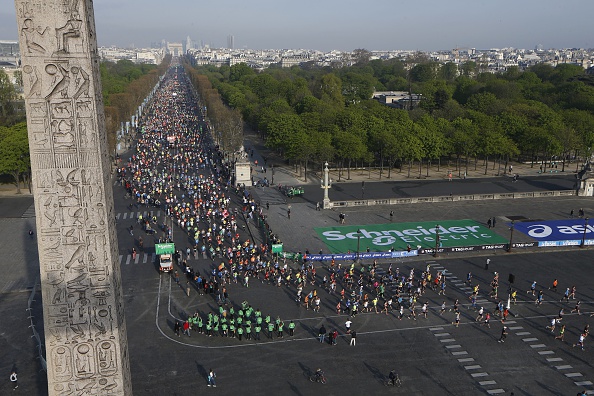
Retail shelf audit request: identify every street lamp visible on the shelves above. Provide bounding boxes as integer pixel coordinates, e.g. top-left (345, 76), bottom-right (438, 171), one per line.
top-left (271, 164), bottom-right (275, 185)
top-left (433, 224), bottom-right (440, 257)
top-left (356, 229), bottom-right (361, 263)
top-left (508, 220), bottom-right (515, 252)
top-left (580, 217), bottom-right (589, 248)
top-left (361, 181), bottom-right (365, 199)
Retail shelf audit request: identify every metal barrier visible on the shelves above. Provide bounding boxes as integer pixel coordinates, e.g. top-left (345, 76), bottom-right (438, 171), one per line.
top-left (327, 190), bottom-right (577, 208)
top-left (27, 276), bottom-right (47, 372)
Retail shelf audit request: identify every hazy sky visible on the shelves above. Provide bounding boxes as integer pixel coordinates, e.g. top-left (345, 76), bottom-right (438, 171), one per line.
top-left (2, 0), bottom-right (593, 51)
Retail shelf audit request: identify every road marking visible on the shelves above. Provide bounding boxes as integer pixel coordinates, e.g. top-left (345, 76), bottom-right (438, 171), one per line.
top-left (143, 254), bottom-right (148, 264)
top-left (458, 358), bottom-right (474, 363)
top-left (429, 327), bottom-right (444, 331)
top-left (538, 351), bottom-right (555, 355)
top-left (575, 381), bottom-right (593, 386)
top-left (465, 365), bottom-right (482, 370)
top-left (123, 213), bottom-right (128, 219)
top-left (134, 254), bottom-right (140, 264)
top-left (565, 373), bottom-right (583, 378)
top-left (546, 358), bottom-right (563, 362)
top-left (555, 365), bottom-right (572, 370)
top-left (471, 372), bottom-right (488, 377)
top-left (445, 345), bottom-right (461, 349)
top-left (522, 338), bottom-right (538, 342)
top-left (119, 255), bottom-right (123, 264)
top-left (516, 332), bottom-right (531, 336)
top-left (530, 344), bottom-right (546, 348)
top-left (157, 210), bottom-right (161, 217)
top-left (479, 380), bottom-right (497, 386)
top-left (434, 333), bottom-right (450, 337)
top-left (508, 326), bottom-right (523, 330)
top-left (440, 338), bottom-right (456, 342)
top-left (137, 212), bottom-right (140, 218)
top-left (451, 351), bottom-right (468, 356)
top-left (125, 255), bottom-right (131, 265)
top-left (487, 390), bottom-right (505, 395)
top-left (116, 213), bottom-right (121, 220)
top-left (504, 320), bottom-right (517, 324)
top-left (144, 211), bottom-right (148, 217)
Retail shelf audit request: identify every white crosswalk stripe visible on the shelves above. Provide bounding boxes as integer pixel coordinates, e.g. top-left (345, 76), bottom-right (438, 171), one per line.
top-left (116, 213), bottom-right (121, 220)
top-left (123, 213), bottom-right (128, 219)
top-left (125, 255), bottom-right (131, 265)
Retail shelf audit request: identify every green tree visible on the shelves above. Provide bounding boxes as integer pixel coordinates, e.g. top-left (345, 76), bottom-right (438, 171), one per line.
top-left (0, 69), bottom-right (18, 125)
top-left (0, 122), bottom-right (29, 193)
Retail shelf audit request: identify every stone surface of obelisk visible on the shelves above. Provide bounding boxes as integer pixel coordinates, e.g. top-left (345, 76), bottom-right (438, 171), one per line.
top-left (14, 1), bottom-right (132, 394)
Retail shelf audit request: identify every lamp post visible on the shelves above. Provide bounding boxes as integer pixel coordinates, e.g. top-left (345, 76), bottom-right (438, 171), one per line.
top-left (361, 181), bottom-right (365, 199)
top-left (508, 220), bottom-right (515, 252)
top-left (581, 217), bottom-right (589, 248)
top-left (356, 229), bottom-right (361, 263)
top-left (321, 162), bottom-right (332, 209)
top-left (433, 224), bottom-right (440, 257)
top-left (271, 164), bottom-right (275, 185)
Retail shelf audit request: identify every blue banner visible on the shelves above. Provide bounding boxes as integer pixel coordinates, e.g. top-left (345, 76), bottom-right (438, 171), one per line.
top-left (511, 219), bottom-right (594, 242)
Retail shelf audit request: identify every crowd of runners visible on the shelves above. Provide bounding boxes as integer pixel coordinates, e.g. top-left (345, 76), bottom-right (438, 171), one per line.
top-left (118, 61), bottom-right (591, 355)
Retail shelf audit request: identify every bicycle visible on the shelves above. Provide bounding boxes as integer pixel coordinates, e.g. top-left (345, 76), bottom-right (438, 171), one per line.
top-left (384, 373), bottom-right (402, 387)
top-left (309, 374), bottom-right (327, 384)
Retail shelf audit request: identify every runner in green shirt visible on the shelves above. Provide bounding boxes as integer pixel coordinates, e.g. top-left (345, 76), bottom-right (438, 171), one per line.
top-left (278, 321), bottom-right (284, 338)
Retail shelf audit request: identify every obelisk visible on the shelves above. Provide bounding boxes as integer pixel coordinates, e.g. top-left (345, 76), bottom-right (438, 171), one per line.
top-left (14, 1), bottom-right (132, 394)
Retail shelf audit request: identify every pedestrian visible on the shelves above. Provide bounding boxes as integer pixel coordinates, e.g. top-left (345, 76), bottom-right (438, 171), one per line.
top-left (389, 210), bottom-right (394, 222)
top-left (316, 202), bottom-right (320, 211)
top-left (10, 370), bottom-right (18, 390)
top-left (483, 312), bottom-right (491, 328)
top-left (345, 319), bottom-right (352, 333)
top-left (466, 272), bottom-right (472, 285)
top-left (476, 307), bottom-right (484, 322)
top-left (186, 281), bottom-right (191, 297)
top-left (498, 326), bottom-right (508, 343)
top-left (331, 329), bottom-right (338, 346)
top-left (318, 325), bottom-right (327, 343)
top-left (266, 201), bottom-right (269, 210)
top-left (570, 209), bottom-right (575, 217)
top-left (452, 311), bottom-right (460, 327)
top-left (440, 301), bottom-right (446, 316)
top-left (492, 217), bottom-right (496, 227)
top-left (287, 206), bottom-right (291, 220)
top-left (183, 320), bottom-right (191, 336)
top-left (350, 330), bottom-right (357, 346)
top-left (535, 290), bottom-right (544, 306)
top-left (448, 172), bottom-right (452, 181)
top-left (174, 321), bottom-right (181, 337)
top-left (546, 318), bottom-right (556, 333)
top-left (487, 218), bottom-right (492, 228)
top-left (485, 258), bottom-right (490, 270)
top-left (561, 287), bottom-right (570, 302)
top-left (571, 301), bottom-right (582, 315)
top-left (527, 281), bottom-right (536, 296)
top-left (174, 271), bottom-right (179, 285)
top-left (573, 333), bottom-right (586, 351)
top-left (207, 368), bottom-right (217, 387)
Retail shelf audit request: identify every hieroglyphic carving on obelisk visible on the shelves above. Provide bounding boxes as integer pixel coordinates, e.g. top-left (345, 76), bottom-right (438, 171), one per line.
top-left (14, 1), bottom-right (132, 394)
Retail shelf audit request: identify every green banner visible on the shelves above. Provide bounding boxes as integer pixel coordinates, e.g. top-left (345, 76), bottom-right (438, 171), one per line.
top-left (155, 243), bottom-right (175, 255)
top-left (271, 244), bottom-right (283, 253)
top-left (315, 219), bottom-right (508, 253)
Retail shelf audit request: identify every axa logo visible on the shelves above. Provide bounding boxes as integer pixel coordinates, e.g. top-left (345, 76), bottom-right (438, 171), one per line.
top-left (527, 224), bottom-right (553, 238)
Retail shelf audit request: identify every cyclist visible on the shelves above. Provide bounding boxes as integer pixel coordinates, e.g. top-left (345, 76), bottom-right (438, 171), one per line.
top-left (388, 370), bottom-right (397, 385)
top-left (315, 368), bottom-right (324, 382)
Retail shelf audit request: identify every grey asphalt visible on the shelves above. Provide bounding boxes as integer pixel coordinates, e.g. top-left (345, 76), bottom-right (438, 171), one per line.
top-left (2, 173), bottom-right (594, 395)
top-left (0, 138), bottom-right (591, 394)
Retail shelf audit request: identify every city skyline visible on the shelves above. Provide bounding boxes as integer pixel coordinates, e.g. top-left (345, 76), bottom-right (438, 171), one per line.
top-left (1, 0), bottom-right (593, 52)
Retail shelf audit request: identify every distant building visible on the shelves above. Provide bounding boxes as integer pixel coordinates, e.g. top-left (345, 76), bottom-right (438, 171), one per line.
top-left (167, 42), bottom-right (184, 56)
top-left (227, 35), bottom-right (234, 50)
top-left (373, 91), bottom-right (422, 109)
